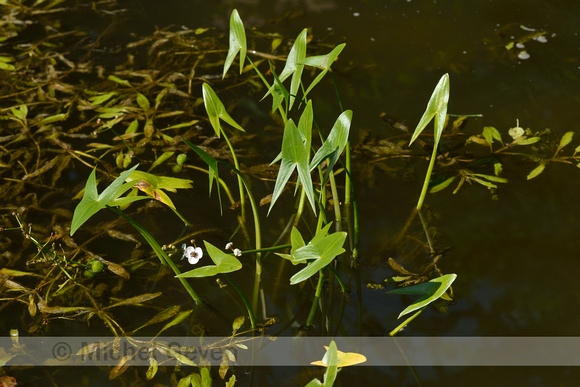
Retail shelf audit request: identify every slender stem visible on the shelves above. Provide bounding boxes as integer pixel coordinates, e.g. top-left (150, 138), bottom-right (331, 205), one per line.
top-left (416, 145), bottom-right (438, 210)
top-left (305, 270), bottom-right (325, 328)
top-left (293, 185), bottom-right (306, 227)
top-left (109, 207), bottom-right (202, 305)
top-left (227, 166), bottom-right (263, 317)
top-left (327, 265), bottom-right (347, 293)
top-left (223, 274), bottom-right (257, 330)
top-left (241, 244), bottom-right (291, 255)
top-left (328, 170), bottom-right (342, 232)
top-left (221, 130), bottom-right (247, 224)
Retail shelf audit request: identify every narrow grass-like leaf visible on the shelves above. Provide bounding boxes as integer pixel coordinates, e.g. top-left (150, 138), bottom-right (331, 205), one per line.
top-left (177, 241), bottom-right (242, 278)
top-left (202, 83), bottom-right (245, 138)
top-left (223, 9), bottom-right (247, 77)
top-left (388, 273), bottom-right (456, 319)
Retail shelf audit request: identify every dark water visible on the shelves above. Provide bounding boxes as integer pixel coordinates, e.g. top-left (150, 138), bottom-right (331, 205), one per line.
top-left (3, 0), bottom-right (580, 385)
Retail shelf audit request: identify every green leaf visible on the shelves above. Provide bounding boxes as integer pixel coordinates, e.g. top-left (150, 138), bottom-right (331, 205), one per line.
top-left (289, 230), bottom-right (346, 284)
top-left (555, 131), bottom-right (574, 154)
top-left (223, 9), bottom-right (247, 77)
top-left (39, 113), bottom-right (68, 125)
top-left (388, 273), bottom-right (457, 319)
top-left (136, 93), bottom-right (150, 110)
top-left (89, 91), bottom-right (117, 106)
top-left (527, 162), bottom-right (546, 180)
top-left (482, 126), bottom-right (503, 147)
top-left (300, 43), bottom-right (346, 98)
top-left (177, 241), bottom-right (242, 278)
top-left (148, 151), bottom-right (175, 171)
top-left (108, 75), bottom-right (131, 87)
top-left (471, 173), bottom-right (508, 183)
top-left (263, 28), bottom-right (307, 110)
top-left (513, 136), bottom-right (540, 146)
top-left (123, 169), bottom-right (192, 209)
top-left (157, 310), bottom-right (193, 336)
top-left (322, 341), bottom-right (338, 385)
top-left (202, 83), bottom-right (245, 138)
top-left (266, 61), bottom-right (290, 114)
top-left (181, 138), bottom-right (224, 214)
top-left (70, 164), bottom-right (140, 236)
top-left (409, 73), bottom-right (450, 151)
top-left (430, 176), bottom-right (457, 193)
top-left (310, 110), bottom-right (353, 181)
top-left (268, 116), bottom-right (316, 215)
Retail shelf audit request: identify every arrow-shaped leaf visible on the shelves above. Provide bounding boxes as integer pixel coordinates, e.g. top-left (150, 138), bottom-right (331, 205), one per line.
top-left (202, 83), bottom-right (245, 138)
top-left (310, 110), bottom-right (353, 181)
top-left (290, 230), bottom-right (346, 284)
top-left (268, 115), bottom-right (316, 215)
top-left (70, 164), bottom-right (140, 236)
top-left (300, 43), bottom-right (346, 98)
top-left (223, 9), bottom-right (247, 77)
top-left (388, 273), bottom-right (456, 319)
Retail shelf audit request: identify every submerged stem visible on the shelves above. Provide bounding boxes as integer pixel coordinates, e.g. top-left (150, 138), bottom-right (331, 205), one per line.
top-left (305, 270), bottom-right (325, 328)
top-left (223, 274), bottom-right (257, 330)
top-left (109, 207), bottom-right (202, 305)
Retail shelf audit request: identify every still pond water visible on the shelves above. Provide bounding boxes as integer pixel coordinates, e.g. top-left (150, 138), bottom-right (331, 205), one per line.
top-left (2, 0), bottom-right (580, 385)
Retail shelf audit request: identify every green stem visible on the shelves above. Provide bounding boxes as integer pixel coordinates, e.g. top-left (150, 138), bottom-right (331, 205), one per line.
top-left (241, 244), bottom-right (291, 255)
top-left (328, 170), bottom-right (342, 232)
top-left (109, 207), bottom-right (202, 305)
top-left (293, 185), bottom-right (306, 227)
top-left (305, 270), bottom-right (325, 328)
top-left (221, 130), bottom-right (247, 224)
top-left (227, 166), bottom-right (263, 316)
top-left (416, 144), bottom-right (438, 211)
top-left (327, 265), bottom-right (347, 293)
top-left (223, 274), bottom-right (257, 330)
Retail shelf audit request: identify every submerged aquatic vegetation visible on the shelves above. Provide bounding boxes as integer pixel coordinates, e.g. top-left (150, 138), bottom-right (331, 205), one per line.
top-left (1, 1), bottom-right (579, 385)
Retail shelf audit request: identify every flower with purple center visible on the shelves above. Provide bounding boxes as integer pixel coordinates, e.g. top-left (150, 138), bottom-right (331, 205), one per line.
top-left (181, 243), bottom-right (203, 265)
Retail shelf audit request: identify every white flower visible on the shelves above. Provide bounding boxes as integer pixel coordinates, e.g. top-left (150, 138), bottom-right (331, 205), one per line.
top-left (225, 242), bottom-right (233, 250)
top-left (233, 248), bottom-right (242, 257)
top-left (181, 243), bottom-right (203, 264)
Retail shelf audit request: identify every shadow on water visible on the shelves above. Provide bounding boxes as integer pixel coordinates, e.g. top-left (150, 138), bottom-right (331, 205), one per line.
top-left (1, 0), bottom-right (580, 385)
